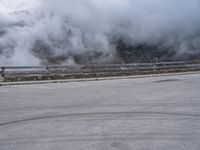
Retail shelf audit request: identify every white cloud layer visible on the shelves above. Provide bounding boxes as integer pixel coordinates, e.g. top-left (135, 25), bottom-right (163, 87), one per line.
top-left (0, 0), bottom-right (200, 65)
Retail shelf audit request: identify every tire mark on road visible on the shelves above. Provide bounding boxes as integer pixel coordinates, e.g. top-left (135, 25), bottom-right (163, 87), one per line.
top-left (0, 111), bottom-right (200, 127)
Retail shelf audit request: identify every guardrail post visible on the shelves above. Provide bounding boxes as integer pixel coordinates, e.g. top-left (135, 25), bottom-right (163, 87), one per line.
top-left (46, 65), bottom-right (50, 75)
top-left (153, 64), bottom-right (156, 72)
top-left (120, 64), bottom-right (124, 71)
top-left (0, 67), bottom-right (5, 82)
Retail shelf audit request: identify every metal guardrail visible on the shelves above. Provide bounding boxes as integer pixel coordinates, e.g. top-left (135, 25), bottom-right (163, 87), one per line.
top-left (1, 60), bottom-right (200, 77)
top-left (0, 61), bottom-right (200, 76)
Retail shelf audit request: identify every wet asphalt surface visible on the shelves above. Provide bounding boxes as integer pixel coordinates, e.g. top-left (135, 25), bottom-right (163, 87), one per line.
top-left (0, 73), bottom-right (200, 150)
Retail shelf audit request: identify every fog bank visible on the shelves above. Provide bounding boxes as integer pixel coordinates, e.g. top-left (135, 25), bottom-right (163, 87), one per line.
top-left (0, 0), bottom-right (200, 65)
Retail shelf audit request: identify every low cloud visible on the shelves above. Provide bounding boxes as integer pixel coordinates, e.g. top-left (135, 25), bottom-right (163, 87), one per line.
top-left (0, 0), bottom-right (200, 65)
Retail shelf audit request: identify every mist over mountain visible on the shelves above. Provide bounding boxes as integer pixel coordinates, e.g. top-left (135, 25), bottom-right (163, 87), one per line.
top-left (0, 0), bottom-right (200, 65)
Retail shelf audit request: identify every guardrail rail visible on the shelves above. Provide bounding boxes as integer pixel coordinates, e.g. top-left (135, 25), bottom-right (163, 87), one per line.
top-left (1, 60), bottom-right (200, 82)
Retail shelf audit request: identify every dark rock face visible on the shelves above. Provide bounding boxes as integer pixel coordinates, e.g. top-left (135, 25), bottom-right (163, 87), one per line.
top-left (31, 40), bottom-right (69, 65)
top-left (30, 38), bottom-right (200, 65)
top-left (115, 39), bottom-right (200, 63)
top-left (74, 52), bottom-right (105, 64)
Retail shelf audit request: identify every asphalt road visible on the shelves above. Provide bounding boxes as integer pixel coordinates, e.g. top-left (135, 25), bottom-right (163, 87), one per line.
top-left (0, 73), bottom-right (200, 150)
